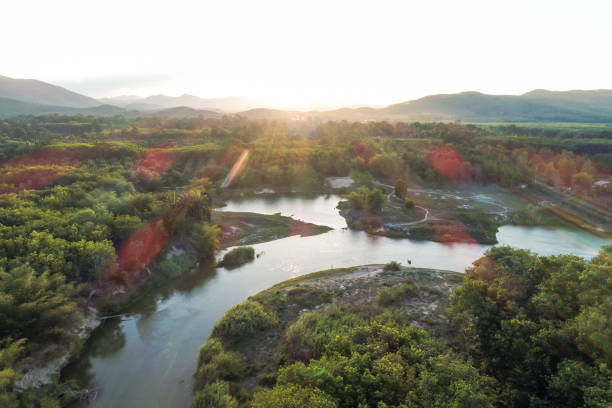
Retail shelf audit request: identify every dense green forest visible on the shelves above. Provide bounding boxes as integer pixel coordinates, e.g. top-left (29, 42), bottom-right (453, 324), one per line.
top-left (192, 246), bottom-right (612, 408)
top-left (0, 114), bottom-right (610, 407)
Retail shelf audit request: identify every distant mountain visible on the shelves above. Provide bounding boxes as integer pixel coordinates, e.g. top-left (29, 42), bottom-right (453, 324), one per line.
top-left (521, 89), bottom-right (612, 117)
top-left (143, 95), bottom-right (261, 112)
top-left (0, 75), bottom-right (101, 108)
top-left (101, 94), bottom-right (260, 112)
top-left (99, 95), bottom-right (141, 103)
top-left (522, 89), bottom-right (612, 105)
top-left (376, 91), bottom-right (612, 122)
top-left (238, 108), bottom-right (303, 120)
top-left (0, 97), bottom-right (123, 118)
top-left (233, 90), bottom-right (612, 123)
top-left (2, 74), bottom-right (612, 123)
top-left (123, 102), bottom-right (164, 111)
top-left (153, 106), bottom-right (220, 118)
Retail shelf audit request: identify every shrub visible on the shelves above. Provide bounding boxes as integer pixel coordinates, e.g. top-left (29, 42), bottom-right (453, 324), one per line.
top-left (194, 342), bottom-right (246, 389)
top-left (197, 338), bottom-right (224, 367)
top-left (192, 381), bottom-right (238, 408)
top-left (343, 186), bottom-right (386, 213)
top-left (153, 254), bottom-right (198, 279)
top-left (274, 314), bottom-right (494, 408)
top-left (280, 319), bottom-right (317, 363)
top-left (218, 247), bottom-right (255, 269)
top-left (383, 261), bottom-right (401, 271)
top-left (251, 384), bottom-right (337, 408)
top-left (376, 283), bottom-right (417, 306)
top-left (212, 300), bottom-right (277, 340)
top-left (280, 305), bottom-right (360, 365)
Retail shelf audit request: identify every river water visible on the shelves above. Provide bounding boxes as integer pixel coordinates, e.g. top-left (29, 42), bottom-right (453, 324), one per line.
top-left (62, 194), bottom-right (609, 407)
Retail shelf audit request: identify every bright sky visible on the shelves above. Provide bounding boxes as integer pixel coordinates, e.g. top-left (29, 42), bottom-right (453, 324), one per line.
top-left (3, 0), bottom-right (612, 107)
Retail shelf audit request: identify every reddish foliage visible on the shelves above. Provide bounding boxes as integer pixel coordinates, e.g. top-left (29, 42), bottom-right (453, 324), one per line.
top-left (432, 220), bottom-right (478, 244)
top-left (134, 147), bottom-right (177, 178)
top-left (354, 141), bottom-right (378, 162)
top-left (4, 148), bottom-right (85, 168)
top-left (0, 145), bottom-right (134, 193)
top-left (0, 166), bottom-right (73, 193)
top-left (429, 146), bottom-right (473, 182)
top-left (289, 219), bottom-right (316, 236)
top-left (113, 221), bottom-right (169, 285)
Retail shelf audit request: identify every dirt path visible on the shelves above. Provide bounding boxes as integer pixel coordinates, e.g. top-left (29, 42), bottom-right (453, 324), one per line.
top-left (373, 180), bottom-right (431, 226)
top-left (393, 205), bottom-right (429, 226)
top-left (374, 179), bottom-right (511, 218)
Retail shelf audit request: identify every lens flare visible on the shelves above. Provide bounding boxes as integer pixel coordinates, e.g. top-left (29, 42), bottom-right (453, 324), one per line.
top-left (221, 150), bottom-right (249, 188)
top-left (111, 220), bottom-right (169, 285)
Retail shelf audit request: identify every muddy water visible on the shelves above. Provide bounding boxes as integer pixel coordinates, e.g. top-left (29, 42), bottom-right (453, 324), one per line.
top-left (62, 194), bottom-right (608, 408)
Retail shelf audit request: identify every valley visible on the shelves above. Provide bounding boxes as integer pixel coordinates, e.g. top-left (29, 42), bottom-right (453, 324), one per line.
top-left (0, 114), bottom-right (608, 408)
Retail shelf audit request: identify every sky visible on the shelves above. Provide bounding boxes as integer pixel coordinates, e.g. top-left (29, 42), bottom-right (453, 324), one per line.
top-left (3, 0), bottom-right (612, 108)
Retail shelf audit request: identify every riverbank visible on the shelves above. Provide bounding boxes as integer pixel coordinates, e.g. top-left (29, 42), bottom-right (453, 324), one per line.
top-left (11, 307), bottom-right (101, 406)
top-left (88, 211), bottom-right (331, 314)
top-left (214, 211), bottom-right (332, 248)
top-left (335, 181), bottom-right (612, 245)
top-left (192, 264), bottom-right (464, 405)
top-left (337, 198), bottom-right (500, 244)
top-left (49, 210), bottom-right (332, 405)
top-left (59, 193), bottom-right (608, 408)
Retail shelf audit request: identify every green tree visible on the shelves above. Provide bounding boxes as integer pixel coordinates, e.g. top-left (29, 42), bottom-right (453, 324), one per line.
top-left (366, 188), bottom-right (386, 213)
top-left (252, 384), bottom-right (337, 408)
top-left (449, 246), bottom-right (612, 407)
top-left (189, 223), bottom-right (220, 261)
top-left (192, 381), bottom-right (238, 408)
top-left (394, 179), bottom-right (408, 199)
top-left (571, 171), bottom-right (593, 192)
top-left (212, 300), bottom-right (277, 340)
top-left (0, 338), bottom-right (25, 408)
top-left (0, 264), bottom-right (81, 345)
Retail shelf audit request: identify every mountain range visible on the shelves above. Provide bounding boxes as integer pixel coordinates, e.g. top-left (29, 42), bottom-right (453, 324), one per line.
top-left (2, 74), bottom-right (612, 123)
top-left (0, 75), bottom-right (101, 108)
top-left (98, 94), bottom-right (260, 113)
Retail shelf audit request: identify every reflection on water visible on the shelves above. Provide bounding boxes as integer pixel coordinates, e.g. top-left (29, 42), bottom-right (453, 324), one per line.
top-left (62, 194), bottom-right (608, 408)
top-left (497, 225), bottom-right (608, 259)
top-left (219, 194), bottom-right (347, 229)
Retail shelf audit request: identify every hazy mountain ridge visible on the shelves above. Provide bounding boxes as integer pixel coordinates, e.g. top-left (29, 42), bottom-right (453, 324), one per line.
top-left (0, 97), bottom-right (123, 118)
top-left (152, 106), bottom-right (220, 118)
top-left (102, 94), bottom-right (259, 112)
top-left (237, 91), bottom-right (612, 122)
top-left (2, 74), bottom-right (612, 122)
top-left (388, 91), bottom-right (612, 121)
top-left (0, 75), bottom-right (101, 108)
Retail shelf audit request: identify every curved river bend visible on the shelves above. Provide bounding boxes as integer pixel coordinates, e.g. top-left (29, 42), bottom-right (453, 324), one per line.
top-left (62, 195), bottom-right (608, 407)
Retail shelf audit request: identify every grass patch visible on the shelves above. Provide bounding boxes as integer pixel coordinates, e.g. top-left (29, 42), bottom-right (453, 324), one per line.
top-left (376, 282), bottom-right (418, 306)
top-left (214, 211), bottom-right (332, 247)
top-left (286, 286), bottom-right (332, 309)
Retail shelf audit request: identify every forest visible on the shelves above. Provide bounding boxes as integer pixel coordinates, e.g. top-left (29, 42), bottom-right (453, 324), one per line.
top-left (192, 246), bottom-right (611, 408)
top-left (0, 114), bottom-right (609, 407)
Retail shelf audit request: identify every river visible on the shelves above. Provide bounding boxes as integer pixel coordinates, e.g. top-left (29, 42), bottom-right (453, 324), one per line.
top-left (62, 194), bottom-right (608, 407)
